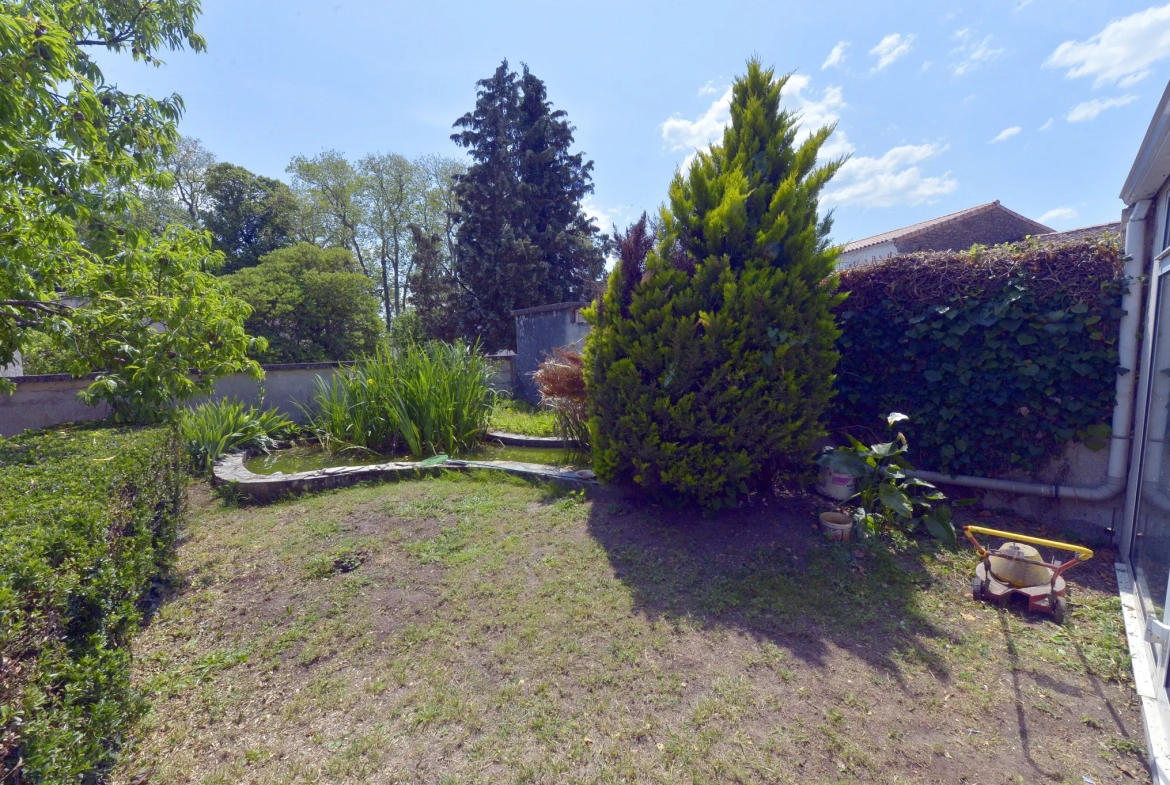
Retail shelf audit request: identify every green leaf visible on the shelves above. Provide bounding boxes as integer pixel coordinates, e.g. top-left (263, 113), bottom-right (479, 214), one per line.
top-left (879, 483), bottom-right (913, 518)
top-left (923, 506), bottom-right (956, 547)
top-left (1016, 333), bottom-right (1038, 346)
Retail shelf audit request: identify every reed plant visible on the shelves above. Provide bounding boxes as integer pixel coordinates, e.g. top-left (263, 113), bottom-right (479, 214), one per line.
top-left (309, 341), bottom-right (495, 458)
top-left (179, 398), bottom-right (299, 473)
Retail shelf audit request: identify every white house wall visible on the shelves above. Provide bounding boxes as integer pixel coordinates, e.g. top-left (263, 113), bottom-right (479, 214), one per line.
top-left (837, 241), bottom-right (899, 270)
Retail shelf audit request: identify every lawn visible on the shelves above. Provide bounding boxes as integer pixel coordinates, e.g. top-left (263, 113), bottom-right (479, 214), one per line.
top-left (489, 400), bottom-right (557, 437)
top-left (113, 473), bottom-right (1148, 784)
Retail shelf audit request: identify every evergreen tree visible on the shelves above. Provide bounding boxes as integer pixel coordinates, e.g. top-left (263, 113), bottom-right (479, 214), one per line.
top-left (407, 224), bottom-right (459, 342)
top-left (451, 60), bottom-right (604, 350)
top-left (585, 60), bottom-right (844, 509)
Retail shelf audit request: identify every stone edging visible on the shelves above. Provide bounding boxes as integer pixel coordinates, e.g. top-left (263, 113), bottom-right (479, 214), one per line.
top-left (487, 431), bottom-right (580, 448)
top-left (212, 452), bottom-right (597, 504)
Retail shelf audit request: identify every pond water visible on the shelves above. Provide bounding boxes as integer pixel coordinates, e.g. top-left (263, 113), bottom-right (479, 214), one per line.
top-left (243, 442), bottom-right (580, 475)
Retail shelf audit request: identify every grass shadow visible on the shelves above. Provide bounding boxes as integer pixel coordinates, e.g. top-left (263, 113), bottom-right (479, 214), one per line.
top-left (585, 486), bottom-right (959, 692)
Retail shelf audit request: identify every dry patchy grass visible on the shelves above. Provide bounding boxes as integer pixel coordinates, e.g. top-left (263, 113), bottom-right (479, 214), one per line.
top-left (113, 475), bottom-right (1147, 785)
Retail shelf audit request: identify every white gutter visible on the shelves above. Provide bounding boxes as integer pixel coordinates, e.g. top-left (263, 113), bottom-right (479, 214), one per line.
top-left (908, 200), bottom-right (1152, 501)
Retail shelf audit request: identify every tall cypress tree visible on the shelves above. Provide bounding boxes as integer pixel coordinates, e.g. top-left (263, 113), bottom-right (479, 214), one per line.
top-left (585, 60), bottom-right (844, 509)
top-left (407, 224), bottom-right (459, 342)
top-left (451, 61), bottom-right (604, 350)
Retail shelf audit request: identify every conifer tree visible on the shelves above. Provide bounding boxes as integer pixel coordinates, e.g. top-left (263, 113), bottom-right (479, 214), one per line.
top-left (451, 60), bottom-right (604, 350)
top-left (407, 224), bottom-right (459, 342)
top-left (585, 60), bottom-right (844, 509)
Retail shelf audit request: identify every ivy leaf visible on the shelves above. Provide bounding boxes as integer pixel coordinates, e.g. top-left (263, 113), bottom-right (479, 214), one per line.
top-left (1016, 333), bottom-right (1038, 346)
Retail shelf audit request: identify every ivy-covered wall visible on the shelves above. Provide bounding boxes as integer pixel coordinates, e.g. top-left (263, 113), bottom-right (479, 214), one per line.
top-left (832, 236), bottom-right (1124, 477)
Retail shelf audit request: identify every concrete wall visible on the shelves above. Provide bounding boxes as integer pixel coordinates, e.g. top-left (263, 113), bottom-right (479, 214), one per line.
top-left (0, 363), bottom-right (349, 437)
top-left (956, 441), bottom-right (1123, 532)
top-left (514, 304), bottom-right (590, 403)
top-left (487, 352), bottom-right (516, 393)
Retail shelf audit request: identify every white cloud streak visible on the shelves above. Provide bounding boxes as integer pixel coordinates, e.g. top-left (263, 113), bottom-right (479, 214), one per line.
top-left (1039, 118), bottom-right (1054, 131)
top-left (1066, 94), bottom-right (1138, 122)
top-left (822, 41), bottom-right (849, 70)
top-left (1044, 4), bottom-right (1170, 87)
top-left (822, 144), bottom-right (958, 208)
top-left (990, 126), bottom-right (1021, 143)
top-left (1039, 207), bottom-right (1077, 224)
top-left (953, 34), bottom-right (1003, 75)
top-left (869, 33), bottom-right (915, 72)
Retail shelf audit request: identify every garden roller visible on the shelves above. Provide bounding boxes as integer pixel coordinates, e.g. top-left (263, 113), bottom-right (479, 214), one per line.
top-left (964, 525), bottom-right (1093, 625)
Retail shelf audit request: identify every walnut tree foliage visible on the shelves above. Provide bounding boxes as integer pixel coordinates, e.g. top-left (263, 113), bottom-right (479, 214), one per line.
top-left (585, 60), bottom-right (844, 509)
top-left (0, 0), bottom-right (261, 417)
top-left (451, 60), bottom-right (605, 350)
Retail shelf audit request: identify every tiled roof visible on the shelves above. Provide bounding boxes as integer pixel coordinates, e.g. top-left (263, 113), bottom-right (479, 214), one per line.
top-left (1033, 221), bottom-right (1123, 244)
top-left (840, 200), bottom-right (1053, 253)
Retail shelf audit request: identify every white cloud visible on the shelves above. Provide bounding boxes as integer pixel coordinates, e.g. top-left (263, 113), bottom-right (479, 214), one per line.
top-left (822, 41), bottom-right (849, 70)
top-left (990, 126), bottom-right (1021, 143)
top-left (953, 34), bottom-right (1003, 75)
top-left (822, 143), bottom-right (958, 208)
top-left (661, 87), bottom-right (733, 152)
top-left (697, 80), bottom-right (722, 97)
top-left (1039, 118), bottom-right (1054, 131)
top-left (869, 33), bottom-right (915, 72)
top-left (1039, 206), bottom-right (1077, 225)
top-left (1044, 4), bottom-right (1170, 87)
top-left (663, 75), bottom-right (850, 162)
top-left (1066, 94), bottom-right (1138, 122)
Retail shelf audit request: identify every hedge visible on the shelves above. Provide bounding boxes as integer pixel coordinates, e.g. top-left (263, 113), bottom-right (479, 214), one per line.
top-left (832, 235), bottom-right (1124, 477)
top-left (0, 424), bottom-right (184, 783)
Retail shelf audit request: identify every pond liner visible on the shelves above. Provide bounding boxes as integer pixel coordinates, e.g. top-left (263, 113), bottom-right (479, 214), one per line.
top-left (212, 452), bottom-right (597, 504)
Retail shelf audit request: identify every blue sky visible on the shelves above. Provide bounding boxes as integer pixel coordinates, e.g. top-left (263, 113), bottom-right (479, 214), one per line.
top-left (97, 0), bottom-right (1170, 245)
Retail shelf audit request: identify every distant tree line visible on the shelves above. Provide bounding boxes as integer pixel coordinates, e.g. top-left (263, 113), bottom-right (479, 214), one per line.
top-left (119, 59), bottom-right (607, 361)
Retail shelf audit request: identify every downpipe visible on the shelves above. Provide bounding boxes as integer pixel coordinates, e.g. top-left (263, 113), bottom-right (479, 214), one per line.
top-left (907, 200), bottom-right (1152, 502)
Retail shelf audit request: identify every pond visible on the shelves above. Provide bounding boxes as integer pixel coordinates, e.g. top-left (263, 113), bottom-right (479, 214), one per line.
top-left (243, 442), bottom-right (581, 475)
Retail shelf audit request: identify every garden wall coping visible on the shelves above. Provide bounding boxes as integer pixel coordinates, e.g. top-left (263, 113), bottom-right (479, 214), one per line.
top-left (212, 452), bottom-right (597, 504)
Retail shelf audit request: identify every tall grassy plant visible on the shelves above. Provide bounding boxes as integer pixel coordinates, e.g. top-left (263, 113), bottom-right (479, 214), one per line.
top-left (179, 398), bottom-right (298, 473)
top-left (309, 342), bottom-right (495, 457)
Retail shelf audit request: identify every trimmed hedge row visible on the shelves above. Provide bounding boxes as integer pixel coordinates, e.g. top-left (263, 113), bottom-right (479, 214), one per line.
top-left (0, 424), bottom-right (184, 783)
top-left (832, 235), bottom-right (1125, 477)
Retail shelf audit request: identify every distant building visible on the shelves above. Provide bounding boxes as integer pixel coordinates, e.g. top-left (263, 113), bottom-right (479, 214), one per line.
top-left (1033, 221), bottom-right (1123, 244)
top-left (836, 200), bottom-right (1053, 269)
top-left (511, 301), bottom-right (590, 404)
top-left (0, 351), bottom-right (22, 378)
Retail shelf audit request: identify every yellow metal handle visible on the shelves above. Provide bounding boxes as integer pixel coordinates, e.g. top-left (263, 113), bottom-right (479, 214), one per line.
top-left (964, 525), bottom-right (1094, 562)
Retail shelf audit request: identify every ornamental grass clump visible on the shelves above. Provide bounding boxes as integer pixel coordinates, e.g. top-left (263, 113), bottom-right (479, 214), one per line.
top-left (309, 341), bottom-right (495, 458)
top-left (585, 59), bottom-right (844, 509)
top-left (533, 347), bottom-right (590, 451)
top-left (179, 398), bottom-right (299, 473)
